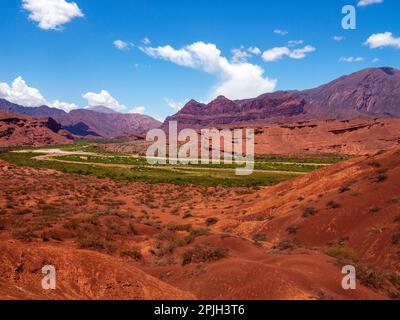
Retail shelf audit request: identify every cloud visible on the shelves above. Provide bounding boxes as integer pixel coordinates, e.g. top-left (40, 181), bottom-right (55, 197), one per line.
top-left (289, 45), bottom-right (316, 59)
top-left (339, 57), bottom-right (364, 62)
top-left (131, 106), bottom-right (145, 114)
top-left (142, 37), bottom-right (151, 45)
top-left (274, 29), bottom-right (288, 36)
top-left (262, 47), bottom-right (290, 62)
top-left (248, 47), bottom-right (261, 55)
top-left (22, 0), bottom-right (84, 30)
top-left (357, 0), bottom-right (384, 7)
top-left (262, 45), bottom-right (316, 62)
top-left (333, 36), bottom-right (345, 41)
top-left (165, 98), bottom-right (188, 111)
top-left (231, 47), bottom-right (251, 63)
top-left (82, 90), bottom-right (144, 113)
top-left (50, 100), bottom-right (78, 112)
top-left (113, 40), bottom-right (129, 50)
top-left (82, 90), bottom-right (126, 112)
top-left (287, 40), bottom-right (304, 47)
top-left (141, 41), bottom-right (277, 100)
top-left (364, 32), bottom-right (400, 49)
top-left (0, 76), bottom-right (78, 112)
top-left (372, 58), bottom-right (380, 63)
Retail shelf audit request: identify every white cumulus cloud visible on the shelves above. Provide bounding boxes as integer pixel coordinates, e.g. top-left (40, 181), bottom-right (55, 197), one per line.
top-left (274, 29), bottom-right (288, 36)
top-left (364, 32), bottom-right (400, 49)
top-left (287, 40), bottom-right (304, 47)
top-left (262, 47), bottom-right (291, 62)
top-left (262, 45), bottom-right (315, 62)
top-left (333, 36), bottom-right (345, 41)
top-left (82, 90), bottom-right (145, 113)
top-left (248, 47), bottom-right (261, 55)
top-left (113, 40), bottom-right (129, 50)
top-left (231, 47), bottom-right (251, 63)
top-left (142, 37), bottom-right (151, 45)
top-left (0, 76), bottom-right (77, 112)
top-left (141, 41), bottom-right (277, 100)
top-left (22, 0), bottom-right (84, 31)
top-left (339, 57), bottom-right (364, 63)
top-left (357, 0), bottom-right (384, 7)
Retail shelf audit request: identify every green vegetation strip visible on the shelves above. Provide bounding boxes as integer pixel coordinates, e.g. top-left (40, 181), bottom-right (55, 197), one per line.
top-left (53, 154), bottom-right (323, 173)
top-left (0, 151), bottom-right (299, 187)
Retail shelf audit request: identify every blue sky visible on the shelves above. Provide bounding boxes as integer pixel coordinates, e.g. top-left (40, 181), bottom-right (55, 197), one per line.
top-left (0, 0), bottom-right (399, 121)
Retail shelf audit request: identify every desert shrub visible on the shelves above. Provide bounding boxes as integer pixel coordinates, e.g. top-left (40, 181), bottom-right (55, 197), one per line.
top-left (14, 209), bottom-right (33, 216)
top-left (190, 227), bottom-right (209, 238)
top-left (326, 244), bottom-right (357, 261)
top-left (326, 201), bottom-right (341, 209)
top-left (105, 220), bottom-right (125, 235)
top-left (9, 217), bottom-right (27, 228)
top-left (287, 225), bottom-right (299, 234)
top-left (77, 235), bottom-right (116, 254)
top-left (153, 241), bottom-right (178, 257)
top-left (182, 245), bottom-right (228, 265)
top-left (205, 217), bottom-right (219, 226)
top-left (302, 207), bottom-right (317, 218)
top-left (12, 228), bottom-right (39, 241)
top-left (121, 246), bottom-right (142, 261)
top-left (40, 230), bottom-right (63, 242)
top-left (367, 161), bottom-right (381, 168)
top-left (63, 219), bottom-right (81, 230)
top-left (275, 240), bottom-right (296, 251)
top-left (356, 263), bottom-right (386, 290)
top-left (371, 173), bottom-right (388, 183)
top-left (252, 233), bottom-right (267, 242)
top-left (166, 223), bottom-right (192, 232)
top-left (153, 231), bottom-right (190, 256)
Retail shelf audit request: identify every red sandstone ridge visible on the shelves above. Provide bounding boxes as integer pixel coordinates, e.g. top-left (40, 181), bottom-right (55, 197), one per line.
top-left (0, 113), bottom-right (73, 147)
top-left (163, 67), bottom-right (400, 129)
top-left (0, 99), bottom-right (161, 138)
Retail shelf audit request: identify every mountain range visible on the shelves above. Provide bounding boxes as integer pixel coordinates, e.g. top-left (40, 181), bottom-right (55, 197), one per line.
top-left (0, 100), bottom-right (161, 138)
top-left (0, 67), bottom-right (399, 139)
top-left (163, 67), bottom-right (400, 129)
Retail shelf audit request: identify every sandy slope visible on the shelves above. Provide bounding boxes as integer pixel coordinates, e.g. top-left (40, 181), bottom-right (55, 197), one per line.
top-left (0, 148), bottom-right (399, 300)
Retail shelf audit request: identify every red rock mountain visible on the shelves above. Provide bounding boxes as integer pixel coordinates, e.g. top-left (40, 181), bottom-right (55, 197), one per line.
top-left (0, 100), bottom-right (161, 138)
top-left (163, 67), bottom-right (400, 129)
top-left (0, 113), bottom-right (73, 147)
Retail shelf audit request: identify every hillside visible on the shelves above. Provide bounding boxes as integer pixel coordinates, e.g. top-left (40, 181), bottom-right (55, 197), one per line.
top-left (0, 113), bottom-right (72, 147)
top-left (0, 147), bottom-right (399, 299)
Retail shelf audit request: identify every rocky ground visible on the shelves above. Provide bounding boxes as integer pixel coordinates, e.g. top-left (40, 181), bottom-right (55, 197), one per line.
top-left (0, 146), bottom-right (399, 300)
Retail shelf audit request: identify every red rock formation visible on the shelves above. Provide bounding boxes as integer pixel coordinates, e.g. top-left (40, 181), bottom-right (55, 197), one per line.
top-left (163, 67), bottom-right (400, 129)
top-left (0, 113), bottom-right (73, 147)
